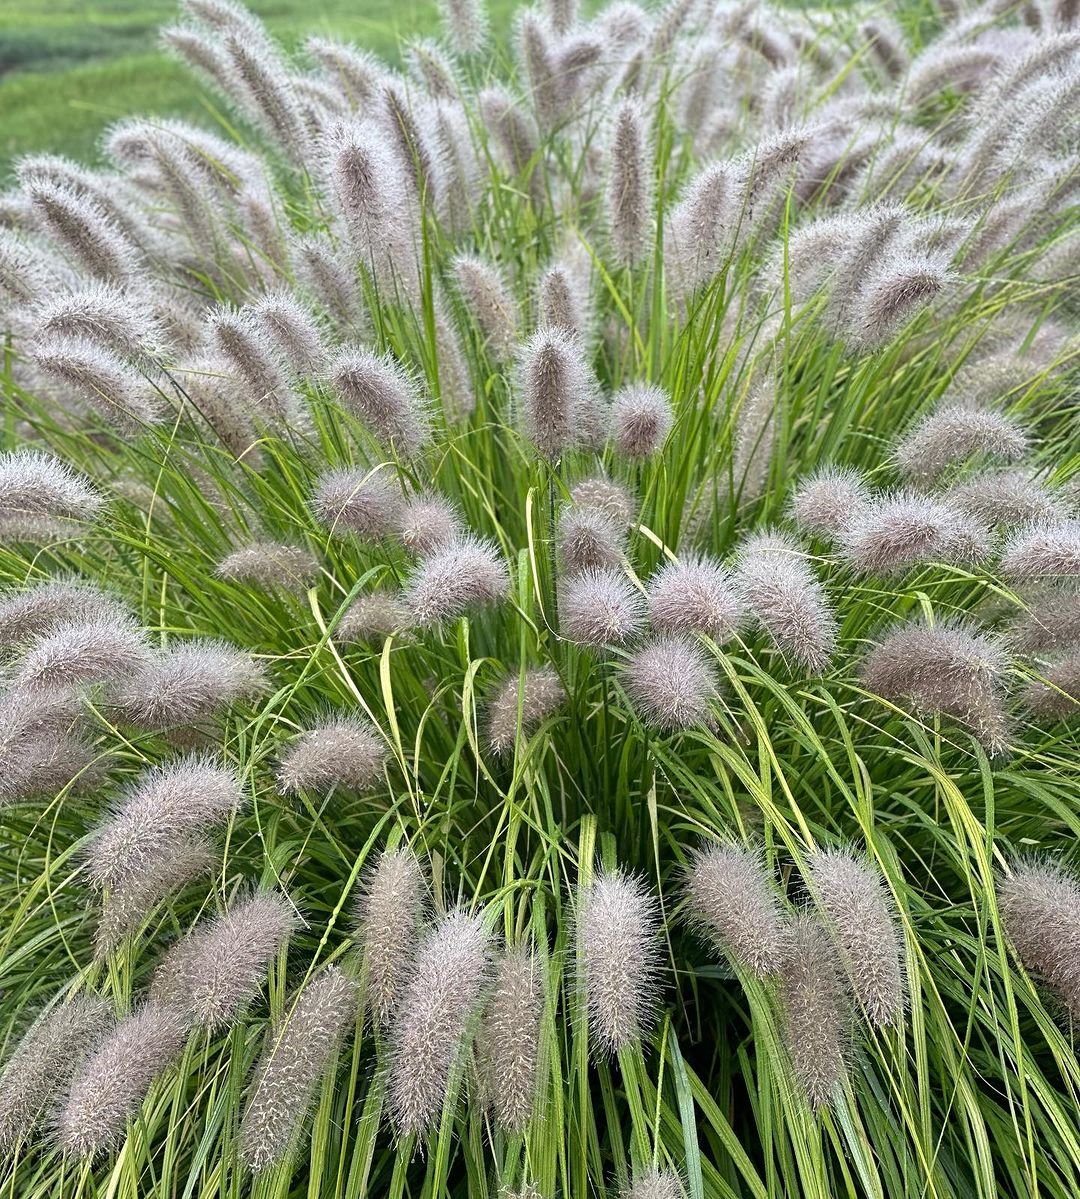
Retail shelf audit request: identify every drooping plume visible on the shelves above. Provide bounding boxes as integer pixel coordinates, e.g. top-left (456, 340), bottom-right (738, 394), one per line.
top-left (1000, 521), bottom-right (1080, 581)
top-left (789, 467), bottom-right (871, 539)
top-left (0, 688), bottom-right (97, 808)
top-left (0, 449), bottom-right (104, 544)
top-left (0, 579), bottom-right (126, 655)
top-left (215, 542), bottom-right (321, 591)
top-left (1023, 650), bottom-right (1080, 721)
top-left (312, 468), bottom-right (403, 541)
top-left (12, 617), bottom-right (150, 693)
top-left (998, 859), bottom-right (1080, 1018)
top-left (487, 667), bottom-right (566, 755)
top-left (276, 715), bottom-right (386, 794)
top-left (356, 847), bottom-right (426, 1030)
top-left (894, 404), bottom-right (1029, 485)
top-left (336, 591), bottom-right (412, 642)
top-left (838, 493), bottom-right (990, 576)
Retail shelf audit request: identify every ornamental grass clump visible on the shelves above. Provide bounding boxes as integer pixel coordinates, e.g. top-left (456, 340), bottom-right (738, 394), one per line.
top-left (2, 0), bottom-right (1080, 1192)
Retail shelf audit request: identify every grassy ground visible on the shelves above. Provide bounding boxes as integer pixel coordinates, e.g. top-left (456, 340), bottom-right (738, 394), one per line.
top-left (0, 0), bottom-right (459, 179)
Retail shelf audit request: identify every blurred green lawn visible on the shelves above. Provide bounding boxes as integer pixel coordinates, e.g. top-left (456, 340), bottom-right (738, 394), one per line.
top-left (0, 0), bottom-right (480, 181)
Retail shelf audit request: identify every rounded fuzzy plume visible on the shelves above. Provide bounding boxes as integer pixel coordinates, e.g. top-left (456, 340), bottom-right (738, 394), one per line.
top-left (312, 468), bottom-right (403, 541)
top-left (215, 542), bottom-right (321, 591)
top-left (87, 757), bottom-right (244, 891)
top-left (559, 568), bottom-right (645, 648)
top-left (34, 282), bottom-right (167, 361)
top-left (807, 849), bottom-right (904, 1027)
top-left (623, 1170), bottom-right (684, 1199)
top-left (998, 859), bottom-right (1080, 1018)
top-left (239, 967), bottom-right (359, 1172)
top-left (12, 616), bottom-right (150, 693)
top-left (647, 555), bottom-right (742, 642)
top-left (537, 262), bottom-right (589, 341)
top-left (624, 635), bottom-right (717, 731)
top-left (487, 667), bottom-right (566, 756)
top-left (607, 98), bottom-right (652, 268)
top-left (330, 348), bottom-right (431, 457)
top-left (251, 293), bottom-right (326, 378)
top-left (577, 870), bottom-right (662, 1056)
top-left (206, 306), bottom-right (300, 427)
top-left (276, 714), bottom-right (386, 794)
top-left (150, 892), bottom-right (295, 1029)
top-left (336, 591), bottom-right (412, 642)
top-left (0, 449), bottom-right (103, 535)
top-left (479, 946), bottom-right (542, 1133)
top-left (517, 327), bottom-right (599, 458)
top-left (56, 1005), bottom-right (191, 1159)
top-left (0, 689), bottom-right (96, 808)
top-left (402, 535), bottom-right (510, 627)
top-left (557, 506), bottom-right (625, 576)
top-left (946, 470), bottom-right (1068, 529)
top-left (1010, 588), bottom-right (1080, 653)
top-left (733, 532), bottom-right (837, 674)
top-left (611, 384), bottom-right (673, 459)
top-left (1000, 521), bottom-right (1080, 581)
top-left (23, 179), bottom-right (140, 283)
top-left (847, 254), bottom-right (949, 348)
top-left (894, 404), bottom-right (1029, 485)
top-left (838, 493), bottom-right (990, 576)
top-left (686, 843), bottom-right (789, 977)
top-left (0, 995), bottom-right (114, 1152)
top-left (0, 579), bottom-right (126, 656)
top-left (452, 254), bottom-right (518, 362)
top-left (395, 492), bottom-right (462, 556)
top-left (570, 475), bottom-right (636, 526)
top-left (356, 847), bottom-right (426, 1030)
top-left (860, 618), bottom-right (1009, 752)
top-left (439, 0), bottom-right (487, 55)
top-left (779, 913), bottom-right (847, 1110)
top-left (387, 910), bottom-right (491, 1138)
top-left (1023, 650), bottom-right (1080, 721)
top-left (789, 467), bottom-right (871, 539)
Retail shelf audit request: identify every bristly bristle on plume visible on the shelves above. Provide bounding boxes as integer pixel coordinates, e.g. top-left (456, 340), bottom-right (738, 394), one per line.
top-left (647, 555), bottom-right (742, 642)
top-left (559, 568), bottom-right (645, 648)
top-left (32, 335), bottom-right (165, 431)
top-left (252, 293), bottom-right (326, 378)
top-left (12, 617), bottom-right (150, 693)
top-left (607, 98), bottom-right (652, 268)
top-left (860, 618), bottom-right (1009, 752)
top-left (276, 715), bottom-right (386, 794)
top-left (570, 475), bottom-right (636, 526)
top-left (517, 327), bottom-right (601, 458)
top-left (894, 404), bottom-right (1029, 484)
top-left (838, 492), bottom-right (991, 576)
top-left (622, 1168), bottom-right (684, 1199)
top-left (686, 843), bottom-right (790, 976)
top-left (779, 913), bottom-right (848, 1110)
top-left (478, 945), bottom-right (543, 1133)
top-left (356, 847), bottom-right (426, 1030)
top-left (452, 255), bottom-right (519, 362)
top-left (56, 1005), bottom-right (191, 1159)
top-left (150, 892), bottom-right (295, 1029)
top-left (0, 449), bottom-right (104, 531)
top-left (312, 468), bottom-right (403, 541)
top-left (1023, 650), bottom-right (1080, 720)
top-left (87, 757), bottom-right (244, 891)
top-left (0, 995), bottom-right (114, 1152)
top-left (789, 467), bottom-right (871, 539)
top-left (403, 535), bottom-right (510, 627)
top-left (215, 542), bottom-right (321, 591)
top-left (486, 667), bottom-right (566, 756)
top-left (1009, 588), bottom-right (1080, 653)
top-left (387, 910), bottom-right (491, 1138)
top-left (240, 967), bottom-right (359, 1172)
top-left (557, 506), bottom-right (625, 576)
top-left (733, 532), bottom-right (837, 673)
top-left (577, 869), bottom-right (662, 1055)
top-left (0, 688), bottom-right (97, 809)
top-left (998, 859), bottom-right (1080, 1018)
top-left (611, 384), bottom-right (673, 459)
top-left (623, 635), bottom-right (718, 731)
top-left (1000, 521), bottom-right (1080, 581)
top-left (946, 469), bottom-right (1068, 529)
top-left (336, 591), bottom-right (413, 642)
top-left (330, 348), bottom-right (431, 456)
top-left (439, 0), bottom-right (488, 56)
top-left (807, 848), bottom-right (905, 1027)
top-left (0, 579), bottom-right (126, 655)
top-left (847, 254), bottom-right (949, 348)
top-left (395, 492), bottom-right (462, 556)
top-left (537, 262), bottom-right (589, 342)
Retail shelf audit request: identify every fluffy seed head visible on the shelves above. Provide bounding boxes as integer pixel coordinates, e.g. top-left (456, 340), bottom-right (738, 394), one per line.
top-left (808, 849), bottom-right (904, 1026)
top-left (895, 404), bottom-right (1029, 485)
top-left (356, 847), bottom-right (426, 1029)
top-left (647, 556), bottom-right (742, 642)
top-left (779, 914), bottom-right (847, 1110)
top-left (517, 327), bottom-right (599, 458)
top-left (947, 470), bottom-right (1067, 529)
top-left (12, 617), bottom-right (149, 693)
top-left (624, 635), bottom-right (717, 731)
top-left (388, 910), bottom-right (491, 1137)
top-left (33, 335), bottom-right (165, 431)
top-left (110, 640), bottom-right (266, 730)
top-left (1000, 521), bottom-right (1080, 581)
top-left (330, 348), bottom-right (431, 456)
top-left (733, 533), bottom-right (837, 673)
top-left (252, 293), bottom-right (325, 377)
top-left (570, 475), bottom-right (636, 526)
top-left (240, 967), bottom-right (359, 1172)
top-left (396, 492), bottom-right (462, 555)
top-left (206, 306), bottom-right (298, 427)
top-left (623, 1170), bottom-right (683, 1199)
top-left (839, 493), bottom-right (991, 576)
top-left (0, 995), bottom-right (114, 1152)
top-left (0, 579), bottom-right (126, 656)
top-left (34, 282), bottom-right (168, 361)
top-left (789, 467), bottom-right (871, 538)
top-left (487, 667), bottom-right (566, 755)
top-left (57, 1005), bottom-right (191, 1158)
top-left (336, 591), bottom-right (412, 642)
top-left (0, 688), bottom-right (96, 808)
top-left (478, 946), bottom-right (542, 1133)
top-left (611, 384), bottom-right (673, 459)
top-left (686, 843), bottom-right (790, 976)
top-left (577, 870), bottom-right (662, 1056)
top-left (557, 506), bottom-right (625, 576)
top-left (559, 568), bottom-right (645, 647)
top-left (439, 0), bottom-right (488, 55)
top-left (88, 757), bottom-right (244, 891)
top-left (537, 262), bottom-right (589, 340)
top-left (312, 468), bottom-right (403, 541)
top-left (860, 618), bottom-right (1009, 752)
top-left (848, 254), bottom-right (949, 348)
top-left (0, 450), bottom-right (103, 529)
top-left (999, 859), bottom-right (1080, 1018)
top-left (215, 542), bottom-right (320, 591)
top-left (150, 893), bottom-right (295, 1028)
top-left (452, 254), bottom-right (518, 361)
top-left (276, 715), bottom-right (386, 794)
top-left (1010, 588), bottom-right (1080, 653)
top-left (403, 536), bottom-right (510, 627)
top-left (24, 179), bottom-right (140, 282)
top-left (1023, 650), bottom-right (1080, 720)
top-left (607, 98), bottom-right (652, 268)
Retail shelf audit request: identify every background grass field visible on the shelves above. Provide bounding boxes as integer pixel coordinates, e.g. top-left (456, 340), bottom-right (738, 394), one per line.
top-left (0, 0), bottom-right (503, 178)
